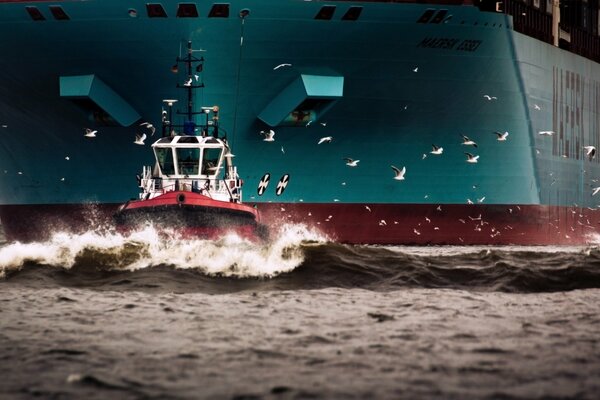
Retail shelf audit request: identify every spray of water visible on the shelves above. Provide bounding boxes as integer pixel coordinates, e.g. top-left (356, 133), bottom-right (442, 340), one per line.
top-left (0, 223), bottom-right (327, 279)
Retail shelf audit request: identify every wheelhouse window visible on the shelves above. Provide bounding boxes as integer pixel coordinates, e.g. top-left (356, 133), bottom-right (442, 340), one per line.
top-left (431, 9), bottom-right (448, 24)
top-left (177, 3), bottom-right (199, 18)
top-left (342, 6), bottom-right (362, 21)
top-left (315, 5), bottom-right (336, 20)
top-left (49, 5), bottom-right (70, 20)
top-left (155, 148), bottom-right (175, 175)
top-left (417, 9), bottom-right (435, 23)
top-left (201, 148), bottom-right (222, 175)
top-left (208, 3), bottom-right (230, 18)
top-left (146, 4), bottom-right (168, 18)
top-left (177, 148), bottom-right (200, 175)
top-left (26, 6), bottom-right (45, 21)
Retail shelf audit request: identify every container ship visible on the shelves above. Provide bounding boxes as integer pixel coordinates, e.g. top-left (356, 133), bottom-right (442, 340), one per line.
top-left (1, 0), bottom-right (600, 245)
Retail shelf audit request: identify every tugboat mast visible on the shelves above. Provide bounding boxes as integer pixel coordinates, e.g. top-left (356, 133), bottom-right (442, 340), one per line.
top-left (164, 40), bottom-right (222, 138)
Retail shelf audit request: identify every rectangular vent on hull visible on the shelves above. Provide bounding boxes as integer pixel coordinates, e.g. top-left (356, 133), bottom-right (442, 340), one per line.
top-left (431, 9), bottom-right (448, 24)
top-left (60, 75), bottom-right (141, 127)
top-left (208, 3), bottom-right (229, 18)
top-left (315, 5), bottom-right (336, 20)
top-left (177, 3), bottom-right (198, 18)
top-left (258, 74), bottom-right (344, 127)
top-left (417, 9), bottom-right (435, 23)
top-left (146, 4), bottom-right (168, 18)
top-left (342, 6), bottom-right (362, 21)
top-left (25, 6), bottom-right (45, 21)
top-left (49, 5), bottom-right (69, 20)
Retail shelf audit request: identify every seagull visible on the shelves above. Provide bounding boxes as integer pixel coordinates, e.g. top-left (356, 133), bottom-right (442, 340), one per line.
top-left (140, 122), bottom-right (156, 136)
top-left (422, 153), bottom-right (427, 160)
top-left (281, 145), bottom-right (285, 154)
top-left (584, 146), bottom-right (596, 159)
top-left (478, 196), bottom-right (486, 203)
top-left (305, 120), bottom-right (313, 127)
top-left (365, 206), bottom-right (371, 212)
top-left (84, 128), bottom-right (97, 137)
top-left (320, 122), bottom-right (327, 127)
top-left (60, 177), bottom-right (65, 181)
top-left (318, 136), bottom-right (333, 144)
top-left (465, 152), bottom-right (479, 163)
top-left (461, 135), bottom-right (478, 148)
top-left (593, 187), bottom-right (600, 196)
top-left (493, 131), bottom-right (509, 141)
top-left (344, 158), bottom-right (360, 167)
top-left (273, 63), bottom-right (292, 70)
top-left (194, 74), bottom-right (200, 81)
top-left (134, 133), bottom-right (147, 145)
top-left (413, 67), bottom-right (419, 73)
top-left (534, 104), bottom-right (541, 110)
top-left (430, 144), bottom-right (443, 155)
top-left (64, 156), bottom-right (70, 161)
top-left (483, 95), bottom-right (497, 101)
top-left (260, 129), bottom-right (275, 142)
top-left (391, 165), bottom-right (406, 180)
top-left (467, 199), bottom-right (474, 204)
top-left (183, 77), bottom-right (192, 86)
top-left (538, 130), bottom-right (554, 136)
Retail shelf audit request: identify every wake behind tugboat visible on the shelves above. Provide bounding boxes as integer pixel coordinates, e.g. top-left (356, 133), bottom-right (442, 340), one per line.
top-left (2, 227), bottom-right (600, 399)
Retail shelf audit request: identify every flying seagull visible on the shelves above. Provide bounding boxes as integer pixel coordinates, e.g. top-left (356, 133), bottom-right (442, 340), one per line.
top-left (183, 77), bottom-right (192, 87)
top-left (465, 152), bottom-right (479, 163)
top-left (260, 129), bottom-right (275, 142)
top-left (593, 187), bottom-right (600, 196)
top-left (430, 144), bottom-right (443, 155)
top-left (391, 165), bottom-right (406, 180)
top-left (318, 136), bottom-right (333, 144)
top-left (584, 146), bottom-right (596, 160)
top-left (140, 122), bottom-right (156, 136)
top-left (483, 95), bottom-right (497, 101)
top-left (134, 133), bottom-right (147, 145)
top-left (84, 128), bottom-right (97, 138)
top-left (534, 104), bottom-right (542, 110)
top-left (413, 66), bottom-right (419, 73)
top-left (538, 130), bottom-right (554, 136)
top-left (344, 158), bottom-right (360, 167)
top-left (461, 134), bottom-right (478, 148)
top-left (273, 63), bottom-right (292, 70)
top-left (493, 131), bottom-right (509, 141)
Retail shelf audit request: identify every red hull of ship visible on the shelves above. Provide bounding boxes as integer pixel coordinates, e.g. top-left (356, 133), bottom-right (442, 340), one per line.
top-left (112, 191), bottom-right (262, 240)
top-left (1, 202), bottom-right (599, 245)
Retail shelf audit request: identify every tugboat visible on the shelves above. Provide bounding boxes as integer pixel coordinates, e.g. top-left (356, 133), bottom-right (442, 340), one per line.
top-left (114, 42), bottom-right (263, 240)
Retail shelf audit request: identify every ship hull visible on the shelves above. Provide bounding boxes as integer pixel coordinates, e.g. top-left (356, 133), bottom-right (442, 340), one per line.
top-left (2, 0), bottom-right (600, 245)
top-left (113, 191), bottom-right (262, 240)
top-left (1, 202), bottom-right (597, 245)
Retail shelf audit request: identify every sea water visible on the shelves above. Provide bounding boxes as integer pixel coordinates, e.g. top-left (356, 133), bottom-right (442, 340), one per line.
top-left (1, 224), bottom-right (600, 399)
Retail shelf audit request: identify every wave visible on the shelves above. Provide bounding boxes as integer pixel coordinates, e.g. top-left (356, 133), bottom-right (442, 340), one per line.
top-left (2, 226), bottom-right (600, 293)
top-left (0, 223), bottom-right (326, 279)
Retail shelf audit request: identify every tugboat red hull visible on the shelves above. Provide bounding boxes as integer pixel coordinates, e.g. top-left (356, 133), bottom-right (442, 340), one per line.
top-left (114, 191), bottom-right (263, 240)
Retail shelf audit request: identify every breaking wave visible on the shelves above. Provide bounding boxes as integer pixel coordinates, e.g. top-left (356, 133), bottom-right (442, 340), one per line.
top-left (0, 223), bottom-right (326, 280)
top-left (2, 226), bottom-right (600, 292)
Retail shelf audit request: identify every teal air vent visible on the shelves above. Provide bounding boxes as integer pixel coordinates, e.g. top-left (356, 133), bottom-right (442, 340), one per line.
top-left (258, 74), bottom-right (343, 127)
top-left (59, 75), bottom-right (140, 127)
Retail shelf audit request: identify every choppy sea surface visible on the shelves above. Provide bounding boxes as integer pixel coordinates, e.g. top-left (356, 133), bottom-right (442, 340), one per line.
top-left (1, 224), bottom-right (600, 399)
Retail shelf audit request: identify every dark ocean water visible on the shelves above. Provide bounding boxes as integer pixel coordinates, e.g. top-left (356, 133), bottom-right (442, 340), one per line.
top-left (1, 224), bottom-right (600, 399)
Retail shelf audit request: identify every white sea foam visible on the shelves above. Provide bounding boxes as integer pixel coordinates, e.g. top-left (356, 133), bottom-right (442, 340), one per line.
top-left (0, 223), bottom-right (327, 279)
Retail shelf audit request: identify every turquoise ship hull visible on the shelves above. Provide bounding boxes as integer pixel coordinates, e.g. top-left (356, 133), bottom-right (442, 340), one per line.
top-left (1, 0), bottom-right (600, 244)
